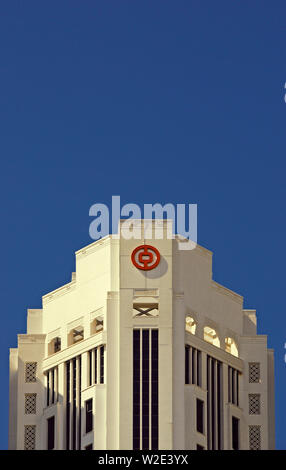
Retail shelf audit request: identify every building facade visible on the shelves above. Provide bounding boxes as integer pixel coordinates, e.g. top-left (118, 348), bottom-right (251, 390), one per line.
top-left (9, 220), bottom-right (275, 450)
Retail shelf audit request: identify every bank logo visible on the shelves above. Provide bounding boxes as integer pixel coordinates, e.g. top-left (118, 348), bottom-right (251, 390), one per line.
top-left (131, 245), bottom-right (160, 271)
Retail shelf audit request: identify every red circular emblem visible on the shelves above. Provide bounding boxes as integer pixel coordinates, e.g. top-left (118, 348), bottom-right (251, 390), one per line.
top-left (131, 245), bottom-right (160, 271)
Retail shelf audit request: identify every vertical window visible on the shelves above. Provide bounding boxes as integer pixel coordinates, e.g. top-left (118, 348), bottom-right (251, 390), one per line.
top-left (47, 372), bottom-right (50, 407)
top-left (197, 350), bottom-right (202, 387)
top-left (100, 346), bottom-right (104, 384)
top-left (196, 399), bottom-right (204, 434)
top-left (151, 329), bottom-right (158, 450)
top-left (85, 399), bottom-right (93, 433)
top-left (228, 366), bottom-right (239, 406)
top-left (66, 361), bottom-right (70, 450)
top-left (232, 417), bottom-right (239, 450)
top-left (78, 356), bottom-right (82, 451)
top-left (207, 356), bottom-right (223, 450)
top-left (88, 350), bottom-right (92, 386)
top-left (72, 359), bottom-right (77, 450)
top-left (65, 357), bottom-right (81, 450)
top-left (133, 330), bottom-right (140, 450)
top-left (133, 329), bottom-right (158, 451)
top-left (185, 346), bottom-right (202, 387)
top-left (185, 345), bottom-right (190, 384)
top-left (142, 330), bottom-right (150, 450)
top-left (52, 369), bottom-right (55, 404)
top-left (47, 416), bottom-right (55, 450)
top-left (95, 348), bottom-right (98, 384)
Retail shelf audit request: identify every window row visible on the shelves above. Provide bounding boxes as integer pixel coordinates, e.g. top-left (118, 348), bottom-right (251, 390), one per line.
top-left (88, 346), bottom-right (105, 386)
top-left (185, 348), bottom-right (240, 408)
top-left (186, 316), bottom-right (239, 357)
top-left (48, 316), bottom-right (104, 355)
top-left (185, 345), bottom-right (202, 387)
top-left (192, 358), bottom-right (241, 450)
top-left (228, 366), bottom-right (239, 406)
top-left (46, 367), bottom-right (58, 407)
top-left (46, 399), bottom-right (94, 450)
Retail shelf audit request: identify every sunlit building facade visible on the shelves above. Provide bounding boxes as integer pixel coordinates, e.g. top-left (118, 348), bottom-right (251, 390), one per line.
top-left (9, 220), bottom-right (275, 450)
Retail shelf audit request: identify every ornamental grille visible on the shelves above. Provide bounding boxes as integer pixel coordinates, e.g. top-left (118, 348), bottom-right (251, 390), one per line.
top-left (249, 394), bottom-right (260, 415)
top-left (25, 362), bottom-right (37, 383)
top-left (249, 362), bottom-right (260, 383)
top-left (249, 425), bottom-right (261, 450)
top-left (25, 393), bottom-right (37, 414)
top-left (24, 425), bottom-right (36, 450)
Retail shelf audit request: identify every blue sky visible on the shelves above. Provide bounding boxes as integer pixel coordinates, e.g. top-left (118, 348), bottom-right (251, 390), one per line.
top-left (0, 1), bottom-right (285, 449)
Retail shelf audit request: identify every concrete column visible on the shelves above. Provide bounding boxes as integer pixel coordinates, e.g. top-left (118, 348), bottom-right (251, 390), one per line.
top-left (92, 349), bottom-right (96, 385)
top-left (106, 292), bottom-right (119, 449)
top-left (48, 370), bottom-right (52, 407)
top-left (81, 351), bottom-right (88, 390)
top-left (201, 351), bottom-right (207, 390)
top-left (172, 293), bottom-right (185, 449)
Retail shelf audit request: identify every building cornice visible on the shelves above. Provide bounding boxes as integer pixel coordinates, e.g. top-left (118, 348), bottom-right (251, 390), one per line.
top-left (75, 235), bottom-right (112, 258)
top-left (42, 279), bottom-right (76, 305)
top-left (18, 334), bottom-right (46, 344)
top-left (42, 332), bottom-right (106, 370)
top-left (211, 280), bottom-right (243, 304)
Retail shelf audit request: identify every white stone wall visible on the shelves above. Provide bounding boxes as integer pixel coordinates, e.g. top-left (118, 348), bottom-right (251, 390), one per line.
top-left (9, 220), bottom-right (275, 450)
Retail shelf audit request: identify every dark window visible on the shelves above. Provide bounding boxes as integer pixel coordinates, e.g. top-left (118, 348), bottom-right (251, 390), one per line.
top-left (217, 362), bottom-right (222, 450)
top-left (85, 444), bottom-right (93, 450)
top-left (78, 356), bottom-right (82, 450)
top-left (54, 337), bottom-right (61, 353)
top-left (133, 330), bottom-right (140, 450)
top-left (133, 329), bottom-right (158, 451)
top-left (185, 345), bottom-right (190, 384)
top-left (196, 399), bottom-right (204, 434)
top-left (47, 372), bottom-right (50, 407)
top-left (151, 329), bottom-right (158, 450)
top-left (228, 366), bottom-right (239, 406)
top-left (66, 362), bottom-right (70, 450)
top-left (47, 416), bottom-right (55, 450)
top-left (192, 348), bottom-right (196, 384)
top-left (72, 359), bottom-right (77, 450)
top-left (197, 351), bottom-right (202, 387)
top-left (207, 356), bottom-right (223, 450)
top-left (232, 417), bottom-right (239, 450)
top-left (100, 346), bottom-right (104, 384)
top-left (142, 330), bottom-right (150, 450)
top-left (52, 369), bottom-right (55, 404)
top-left (95, 348), bottom-right (98, 384)
top-left (197, 444), bottom-right (204, 450)
top-left (85, 399), bottom-right (93, 433)
top-left (88, 350), bottom-right (92, 386)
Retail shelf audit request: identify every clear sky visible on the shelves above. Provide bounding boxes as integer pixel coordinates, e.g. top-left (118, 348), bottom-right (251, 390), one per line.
top-left (0, 1), bottom-right (285, 449)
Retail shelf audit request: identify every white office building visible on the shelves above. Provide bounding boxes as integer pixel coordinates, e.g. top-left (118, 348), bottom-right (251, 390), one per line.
top-left (9, 220), bottom-right (275, 450)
